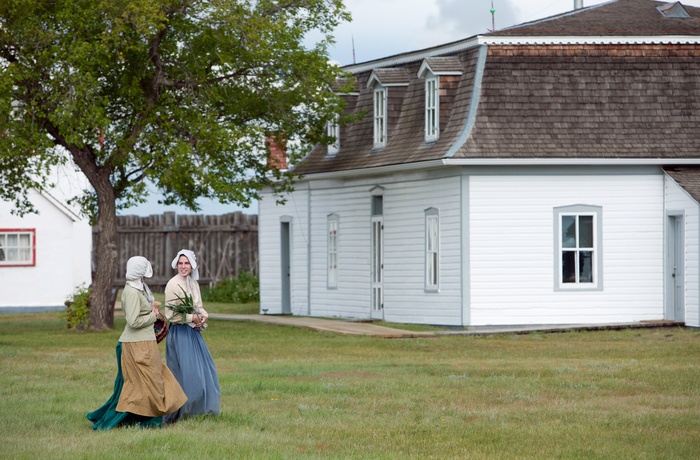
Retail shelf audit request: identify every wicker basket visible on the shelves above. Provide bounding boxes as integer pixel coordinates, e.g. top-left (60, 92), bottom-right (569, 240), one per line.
top-left (152, 302), bottom-right (168, 343)
top-left (154, 315), bottom-right (169, 343)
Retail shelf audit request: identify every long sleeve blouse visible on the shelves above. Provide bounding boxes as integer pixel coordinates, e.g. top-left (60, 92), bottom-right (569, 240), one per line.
top-left (164, 274), bottom-right (208, 328)
top-left (118, 284), bottom-right (157, 342)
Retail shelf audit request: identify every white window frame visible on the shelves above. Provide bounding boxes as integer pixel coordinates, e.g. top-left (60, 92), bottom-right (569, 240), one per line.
top-left (424, 76), bottom-right (439, 142)
top-left (326, 118), bottom-right (340, 156)
top-left (373, 86), bottom-right (387, 149)
top-left (327, 214), bottom-right (339, 289)
top-left (553, 205), bottom-right (603, 291)
top-left (0, 228), bottom-right (36, 266)
top-left (425, 208), bottom-right (439, 292)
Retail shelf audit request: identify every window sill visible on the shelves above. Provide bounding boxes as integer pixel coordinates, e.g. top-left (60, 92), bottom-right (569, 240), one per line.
top-left (555, 284), bottom-right (602, 292)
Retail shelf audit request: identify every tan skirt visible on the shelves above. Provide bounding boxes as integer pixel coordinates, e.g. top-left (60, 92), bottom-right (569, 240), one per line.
top-left (116, 341), bottom-right (187, 417)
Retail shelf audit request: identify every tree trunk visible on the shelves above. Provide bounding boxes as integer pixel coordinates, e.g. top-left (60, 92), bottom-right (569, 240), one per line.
top-left (89, 175), bottom-right (118, 330)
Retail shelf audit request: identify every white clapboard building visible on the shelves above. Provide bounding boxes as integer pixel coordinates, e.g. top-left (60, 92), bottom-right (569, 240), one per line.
top-left (258, 0), bottom-right (700, 327)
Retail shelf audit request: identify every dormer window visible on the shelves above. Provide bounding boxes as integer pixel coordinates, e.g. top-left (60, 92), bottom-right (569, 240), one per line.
top-left (326, 117), bottom-right (340, 156)
top-left (373, 86), bottom-right (387, 149)
top-left (418, 57), bottom-right (462, 144)
top-left (367, 68), bottom-right (410, 151)
top-left (425, 76), bottom-right (439, 142)
top-left (326, 78), bottom-right (360, 157)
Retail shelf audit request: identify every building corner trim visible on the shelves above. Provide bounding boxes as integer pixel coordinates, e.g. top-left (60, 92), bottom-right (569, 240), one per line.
top-left (444, 44), bottom-right (487, 158)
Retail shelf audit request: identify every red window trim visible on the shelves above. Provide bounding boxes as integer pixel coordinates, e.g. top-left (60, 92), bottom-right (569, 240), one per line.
top-left (0, 228), bottom-right (36, 267)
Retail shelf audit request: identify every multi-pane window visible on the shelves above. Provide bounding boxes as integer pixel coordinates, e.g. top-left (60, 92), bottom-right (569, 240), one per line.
top-left (326, 119), bottom-right (340, 156)
top-left (561, 214), bottom-right (594, 284)
top-left (425, 208), bottom-right (439, 291)
top-left (370, 193), bottom-right (384, 313)
top-left (373, 87), bottom-right (387, 149)
top-left (425, 77), bottom-right (439, 142)
top-left (0, 229), bottom-right (35, 266)
top-left (327, 215), bottom-right (339, 288)
top-left (554, 205), bottom-right (602, 290)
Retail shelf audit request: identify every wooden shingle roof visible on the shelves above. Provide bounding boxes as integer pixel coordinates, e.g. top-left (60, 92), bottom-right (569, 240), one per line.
top-left (367, 68), bottom-right (410, 87)
top-left (331, 78), bottom-right (360, 93)
top-left (491, 0), bottom-right (700, 37)
top-left (420, 57), bottom-right (462, 75)
top-left (455, 43), bottom-right (700, 159)
top-left (294, 0), bottom-right (700, 176)
top-left (664, 166), bottom-right (700, 202)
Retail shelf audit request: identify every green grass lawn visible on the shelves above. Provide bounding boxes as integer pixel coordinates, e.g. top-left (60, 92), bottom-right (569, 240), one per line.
top-left (144, 291), bottom-right (260, 315)
top-left (1, 311), bottom-right (699, 459)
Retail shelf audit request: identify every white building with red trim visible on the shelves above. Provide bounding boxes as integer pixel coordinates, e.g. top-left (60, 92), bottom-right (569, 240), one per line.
top-left (0, 187), bottom-right (92, 312)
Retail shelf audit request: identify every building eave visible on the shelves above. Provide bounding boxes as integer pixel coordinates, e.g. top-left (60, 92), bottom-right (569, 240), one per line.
top-left (344, 39), bottom-right (481, 74)
top-left (39, 190), bottom-right (82, 223)
top-left (294, 158), bottom-right (700, 181)
top-left (442, 158), bottom-right (700, 166)
top-left (479, 35), bottom-right (700, 46)
top-left (343, 35), bottom-right (700, 74)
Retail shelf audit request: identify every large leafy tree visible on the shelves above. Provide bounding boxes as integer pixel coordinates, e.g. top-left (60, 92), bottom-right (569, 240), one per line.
top-left (0, 0), bottom-right (350, 329)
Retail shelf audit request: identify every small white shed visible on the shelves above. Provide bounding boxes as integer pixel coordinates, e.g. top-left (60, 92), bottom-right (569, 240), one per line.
top-left (0, 189), bottom-right (92, 312)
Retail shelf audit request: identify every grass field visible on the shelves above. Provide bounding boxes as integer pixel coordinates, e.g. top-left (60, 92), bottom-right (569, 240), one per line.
top-left (1, 310), bottom-right (699, 459)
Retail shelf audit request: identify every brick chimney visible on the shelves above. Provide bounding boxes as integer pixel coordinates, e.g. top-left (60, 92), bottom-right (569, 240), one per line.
top-left (265, 132), bottom-right (287, 170)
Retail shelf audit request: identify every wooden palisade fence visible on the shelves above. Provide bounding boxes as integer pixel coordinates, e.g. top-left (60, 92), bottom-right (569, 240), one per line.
top-left (96, 212), bottom-right (258, 291)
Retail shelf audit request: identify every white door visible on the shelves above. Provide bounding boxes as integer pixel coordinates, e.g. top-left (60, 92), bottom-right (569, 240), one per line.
top-left (668, 215), bottom-right (685, 322)
top-left (280, 221), bottom-right (291, 314)
top-left (371, 216), bottom-right (384, 320)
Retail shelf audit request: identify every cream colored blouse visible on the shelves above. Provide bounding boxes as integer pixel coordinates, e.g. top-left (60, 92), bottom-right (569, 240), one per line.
top-left (164, 273), bottom-right (209, 329)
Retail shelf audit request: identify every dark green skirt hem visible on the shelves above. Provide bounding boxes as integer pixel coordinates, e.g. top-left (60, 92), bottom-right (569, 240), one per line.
top-left (87, 342), bottom-right (163, 430)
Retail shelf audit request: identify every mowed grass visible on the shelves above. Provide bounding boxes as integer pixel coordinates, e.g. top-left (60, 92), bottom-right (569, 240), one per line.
top-left (1, 311), bottom-right (699, 459)
top-left (134, 291), bottom-right (260, 315)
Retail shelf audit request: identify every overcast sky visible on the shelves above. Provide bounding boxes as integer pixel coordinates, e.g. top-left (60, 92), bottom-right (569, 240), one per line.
top-left (329, 0), bottom-right (574, 65)
top-left (329, 0), bottom-right (700, 65)
top-left (123, 0), bottom-right (700, 216)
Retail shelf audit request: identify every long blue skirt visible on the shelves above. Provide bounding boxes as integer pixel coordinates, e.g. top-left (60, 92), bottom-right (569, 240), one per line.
top-left (87, 343), bottom-right (163, 430)
top-left (164, 324), bottom-right (221, 423)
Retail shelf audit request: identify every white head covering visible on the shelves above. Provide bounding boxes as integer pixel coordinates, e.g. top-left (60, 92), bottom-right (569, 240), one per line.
top-left (125, 256), bottom-right (154, 302)
top-left (171, 249), bottom-right (199, 281)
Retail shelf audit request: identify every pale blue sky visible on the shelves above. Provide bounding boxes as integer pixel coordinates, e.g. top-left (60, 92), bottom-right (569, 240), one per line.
top-left (121, 188), bottom-right (257, 217)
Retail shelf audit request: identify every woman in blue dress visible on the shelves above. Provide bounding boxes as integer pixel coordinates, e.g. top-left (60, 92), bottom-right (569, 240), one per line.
top-left (163, 249), bottom-right (221, 423)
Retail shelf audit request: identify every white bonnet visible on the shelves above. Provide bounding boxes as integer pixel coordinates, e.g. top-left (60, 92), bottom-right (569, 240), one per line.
top-left (125, 256), bottom-right (153, 280)
top-left (171, 249), bottom-right (199, 281)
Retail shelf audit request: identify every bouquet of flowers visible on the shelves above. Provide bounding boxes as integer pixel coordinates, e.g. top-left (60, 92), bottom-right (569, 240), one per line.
top-left (166, 286), bottom-right (207, 330)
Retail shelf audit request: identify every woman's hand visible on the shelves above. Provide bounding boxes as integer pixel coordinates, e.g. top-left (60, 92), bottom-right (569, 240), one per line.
top-left (192, 314), bottom-right (202, 328)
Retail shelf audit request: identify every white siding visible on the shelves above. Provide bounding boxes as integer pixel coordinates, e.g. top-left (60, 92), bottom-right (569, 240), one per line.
top-left (305, 173), bottom-right (464, 324)
top-left (469, 173), bottom-right (665, 325)
top-left (0, 189), bottom-right (92, 309)
top-left (308, 184), bottom-right (371, 319)
top-left (665, 176), bottom-right (700, 327)
top-left (259, 167), bottom-right (676, 328)
top-left (382, 177), bottom-right (463, 325)
top-left (258, 187), bottom-right (310, 315)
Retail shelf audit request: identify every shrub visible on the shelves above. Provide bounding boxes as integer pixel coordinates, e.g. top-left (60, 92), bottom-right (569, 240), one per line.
top-left (203, 272), bottom-right (259, 304)
top-left (63, 284), bottom-right (91, 330)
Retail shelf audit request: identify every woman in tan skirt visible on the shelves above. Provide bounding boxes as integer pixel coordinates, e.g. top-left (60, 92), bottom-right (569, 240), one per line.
top-left (88, 256), bottom-right (187, 430)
